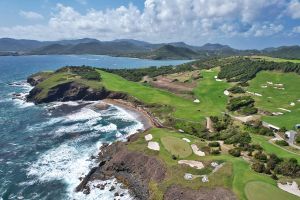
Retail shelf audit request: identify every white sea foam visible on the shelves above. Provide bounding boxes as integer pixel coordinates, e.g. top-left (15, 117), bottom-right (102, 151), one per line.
top-left (65, 107), bottom-right (102, 122)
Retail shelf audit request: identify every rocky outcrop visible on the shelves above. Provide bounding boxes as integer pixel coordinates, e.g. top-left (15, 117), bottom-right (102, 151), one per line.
top-left (27, 72), bottom-right (52, 86)
top-left (164, 185), bottom-right (237, 200)
top-left (26, 80), bottom-right (128, 104)
top-left (76, 137), bottom-right (166, 200)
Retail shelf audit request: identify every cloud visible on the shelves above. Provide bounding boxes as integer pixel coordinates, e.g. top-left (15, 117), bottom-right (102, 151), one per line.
top-left (19, 10), bottom-right (44, 20)
top-left (0, 1), bottom-right (294, 44)
top-left (76, 0), bottom-right (87, 5)
top-left (293, 26), bottom-right (300, 33)
top-left (287, 0), bottom-right (300, 19)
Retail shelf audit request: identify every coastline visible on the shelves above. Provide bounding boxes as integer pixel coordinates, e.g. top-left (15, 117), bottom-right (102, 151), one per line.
top-left (102, 98), bottom-right (162, 129)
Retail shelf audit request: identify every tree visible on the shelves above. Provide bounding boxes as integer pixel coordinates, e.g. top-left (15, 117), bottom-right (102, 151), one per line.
top-left (229, 148), bottom-right (241, 157)
top-left (252, 162), bottom-right (265, 173)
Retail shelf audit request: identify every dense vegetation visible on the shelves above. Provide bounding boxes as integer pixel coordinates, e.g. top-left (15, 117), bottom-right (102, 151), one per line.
top-left (217, 57), bottom-right (300, 82)
top-left (227, 96), bottom-right (258, 115)
top-left (101, 65), bottom-right (195, 82)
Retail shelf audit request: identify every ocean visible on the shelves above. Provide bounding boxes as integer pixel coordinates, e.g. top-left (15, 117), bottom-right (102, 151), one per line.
top-left (0, 55), bottom-right (188, 200)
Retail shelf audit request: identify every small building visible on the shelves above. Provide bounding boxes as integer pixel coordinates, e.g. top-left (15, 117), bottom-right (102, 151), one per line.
top-left (285, 130), bottom-right (297, 144)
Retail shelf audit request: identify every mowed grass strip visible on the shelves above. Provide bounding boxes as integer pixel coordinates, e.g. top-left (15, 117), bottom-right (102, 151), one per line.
top-left (245, 181), bottom-right (299, 200)
top-left (248, 71), bottom-right (300, 129)
top-left (161, 136), bottom-right (192, 158)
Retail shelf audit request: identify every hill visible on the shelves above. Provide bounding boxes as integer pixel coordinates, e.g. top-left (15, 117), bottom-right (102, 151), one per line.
top-left (138, 45), bottom-right (200, 60)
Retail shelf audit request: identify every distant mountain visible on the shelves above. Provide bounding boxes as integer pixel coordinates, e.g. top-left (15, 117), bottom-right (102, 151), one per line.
top-left (1, 37), bottom-right (300, 60)
top-left (138, 45), bottom-right (200, 60)
top-left (0, 38), bottom-right (44, 52)
top-left (263, 45), bottom-right (300, 59)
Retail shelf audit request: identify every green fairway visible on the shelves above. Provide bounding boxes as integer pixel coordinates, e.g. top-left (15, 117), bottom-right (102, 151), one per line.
top-left (98, 69), bottom-right (230, 122)
top-left (250, 55), bottom-right (300, 63)
top-left (245, 181), bottom-right (299, 200)
top-left (161, 136), bottom-right (192, 158)
top-left (193, 69), bottom-right (231, 116)
top-left (248, 71), bottom-right (300, 129)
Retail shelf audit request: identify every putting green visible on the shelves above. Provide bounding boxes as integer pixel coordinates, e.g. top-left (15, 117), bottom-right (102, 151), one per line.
top-left (161, 136), bottom-right (192, 158)
top-left (245, 181), bottom-right (299, 200)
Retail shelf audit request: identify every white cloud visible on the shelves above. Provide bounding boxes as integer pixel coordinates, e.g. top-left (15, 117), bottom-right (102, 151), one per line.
top-left (19, 10), bottom-right (44, 20)
top-left (76, 0), bottom-right (87, 5)
top-left (293, 26), bottom-right (300, 33)
top-left (287, 0), bottom-right (300, 19)
top-left (0, 1), bottom-right (292, 43)
top-left (246, 23), bottom-right (284, 37)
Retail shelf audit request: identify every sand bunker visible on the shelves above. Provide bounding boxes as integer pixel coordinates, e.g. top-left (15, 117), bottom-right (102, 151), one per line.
top-left (278, 181), bottom-right (300, 197)
top-left (215, 79), bottom-right (223, 82)
top-left (145, 134), bottom-right (153, 141)
top-left (193, 99), bottom-right (200, 103)
top-left (224, 90), bottom-right (229, 96)
top-left (290, 102), bottom-right (295, 106)
top-left (278, 108), bottom-right (291, 112)
top-left (191, 144), bottom-right (205, 156)
top-left (148, 141), bottom-right (160, 151)
top-left (182, 138), bottom-right (191, 143)
top-left (178, 160), bottom-right (204, 169)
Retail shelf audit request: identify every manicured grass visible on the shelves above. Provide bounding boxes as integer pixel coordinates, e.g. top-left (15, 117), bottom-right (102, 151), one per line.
top-left (250, 55), bottom-right (300, 63)
top-left (98, 69), bottom-right (230, 122)
top-left (245, 181), bottom-right (299, 200)
top-left (248, 71), bottom-right (300, 129)
top-left (161, 136), bottom-right (192, 158)
top-left (251, 134), bottom-right (300, 163)
top-left (193, 69), bottom-right (231, 116)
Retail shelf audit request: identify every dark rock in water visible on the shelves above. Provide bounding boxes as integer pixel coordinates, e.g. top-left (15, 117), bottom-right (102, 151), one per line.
top-left (94, 102), bottom-right (110, 110)
top-left (114, 192), bottom-right (119, 196)
top-left (83, 186), bottom-right (90, 195)
top-left (109, 186), bottom-right (115, 191)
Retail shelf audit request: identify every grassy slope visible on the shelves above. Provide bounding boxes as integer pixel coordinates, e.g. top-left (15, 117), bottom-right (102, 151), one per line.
top-left (248, 71), bottom-right (300, 129)
top-left (245, 181), bottom-right (299, 200)
top-left (98, 69), bottom-right (230, 122)
top-left (250, 55), bottom-right (300, 63)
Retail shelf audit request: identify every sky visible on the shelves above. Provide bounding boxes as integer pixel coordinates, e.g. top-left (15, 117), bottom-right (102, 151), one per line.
top-left (0, 0), bottom-right (300, 49)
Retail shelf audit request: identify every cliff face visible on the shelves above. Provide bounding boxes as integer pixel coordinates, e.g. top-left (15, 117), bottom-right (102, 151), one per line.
top-left (76, 136), bottom-right (167, 200)
top-left (26, 73), bottom-right (127, 104)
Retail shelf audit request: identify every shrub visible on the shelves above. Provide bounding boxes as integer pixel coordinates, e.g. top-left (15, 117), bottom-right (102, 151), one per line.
top-left (240, 106), bottom-right (258, 115)
top-left (252, 162), bottom-right (265, 173)
top-left (279, 127), bottom-right (287, 132)
top-left (208, 142), bottom-right (220, 147)
top-left (228, 86), bottom-right (245, 94)
top-left (275, 140), bottom-right (289, 146)
top-left (271, 173), bottom-right (278, 180)
top-left (211, 149), bottom-right (221, 155)
top-left (254, 151), bottom-right (267, 162)
top-left (229, 148), bottom-right (241, 157)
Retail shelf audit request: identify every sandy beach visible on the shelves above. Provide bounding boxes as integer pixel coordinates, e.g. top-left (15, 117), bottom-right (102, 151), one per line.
top-left (101, 99), bottom-right (155, 130)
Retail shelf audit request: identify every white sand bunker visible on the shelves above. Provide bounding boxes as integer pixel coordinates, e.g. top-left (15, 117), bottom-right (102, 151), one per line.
top-left (178, 160), bottom-right (204, 169)
top-left (147, 141), bottom-right (160, 151)
top-left (290, 102), bottom-right (295, 106)
top-left (215, 79), bottom-right (223, 82)
top-left (224, 90), bottom-right (229, 96)
top-left (278, 108), bottom-right (291, 112)
top-left (191, 144), bottom-right (205, 156)
top-left (144, 134), bottom-right (153, 141)
top-left (193, 99), bottom-right (200, 103)
top-left (278, 181), bottom-right (300, 197)
top-left (182, 138), bottom-right (191, 143)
